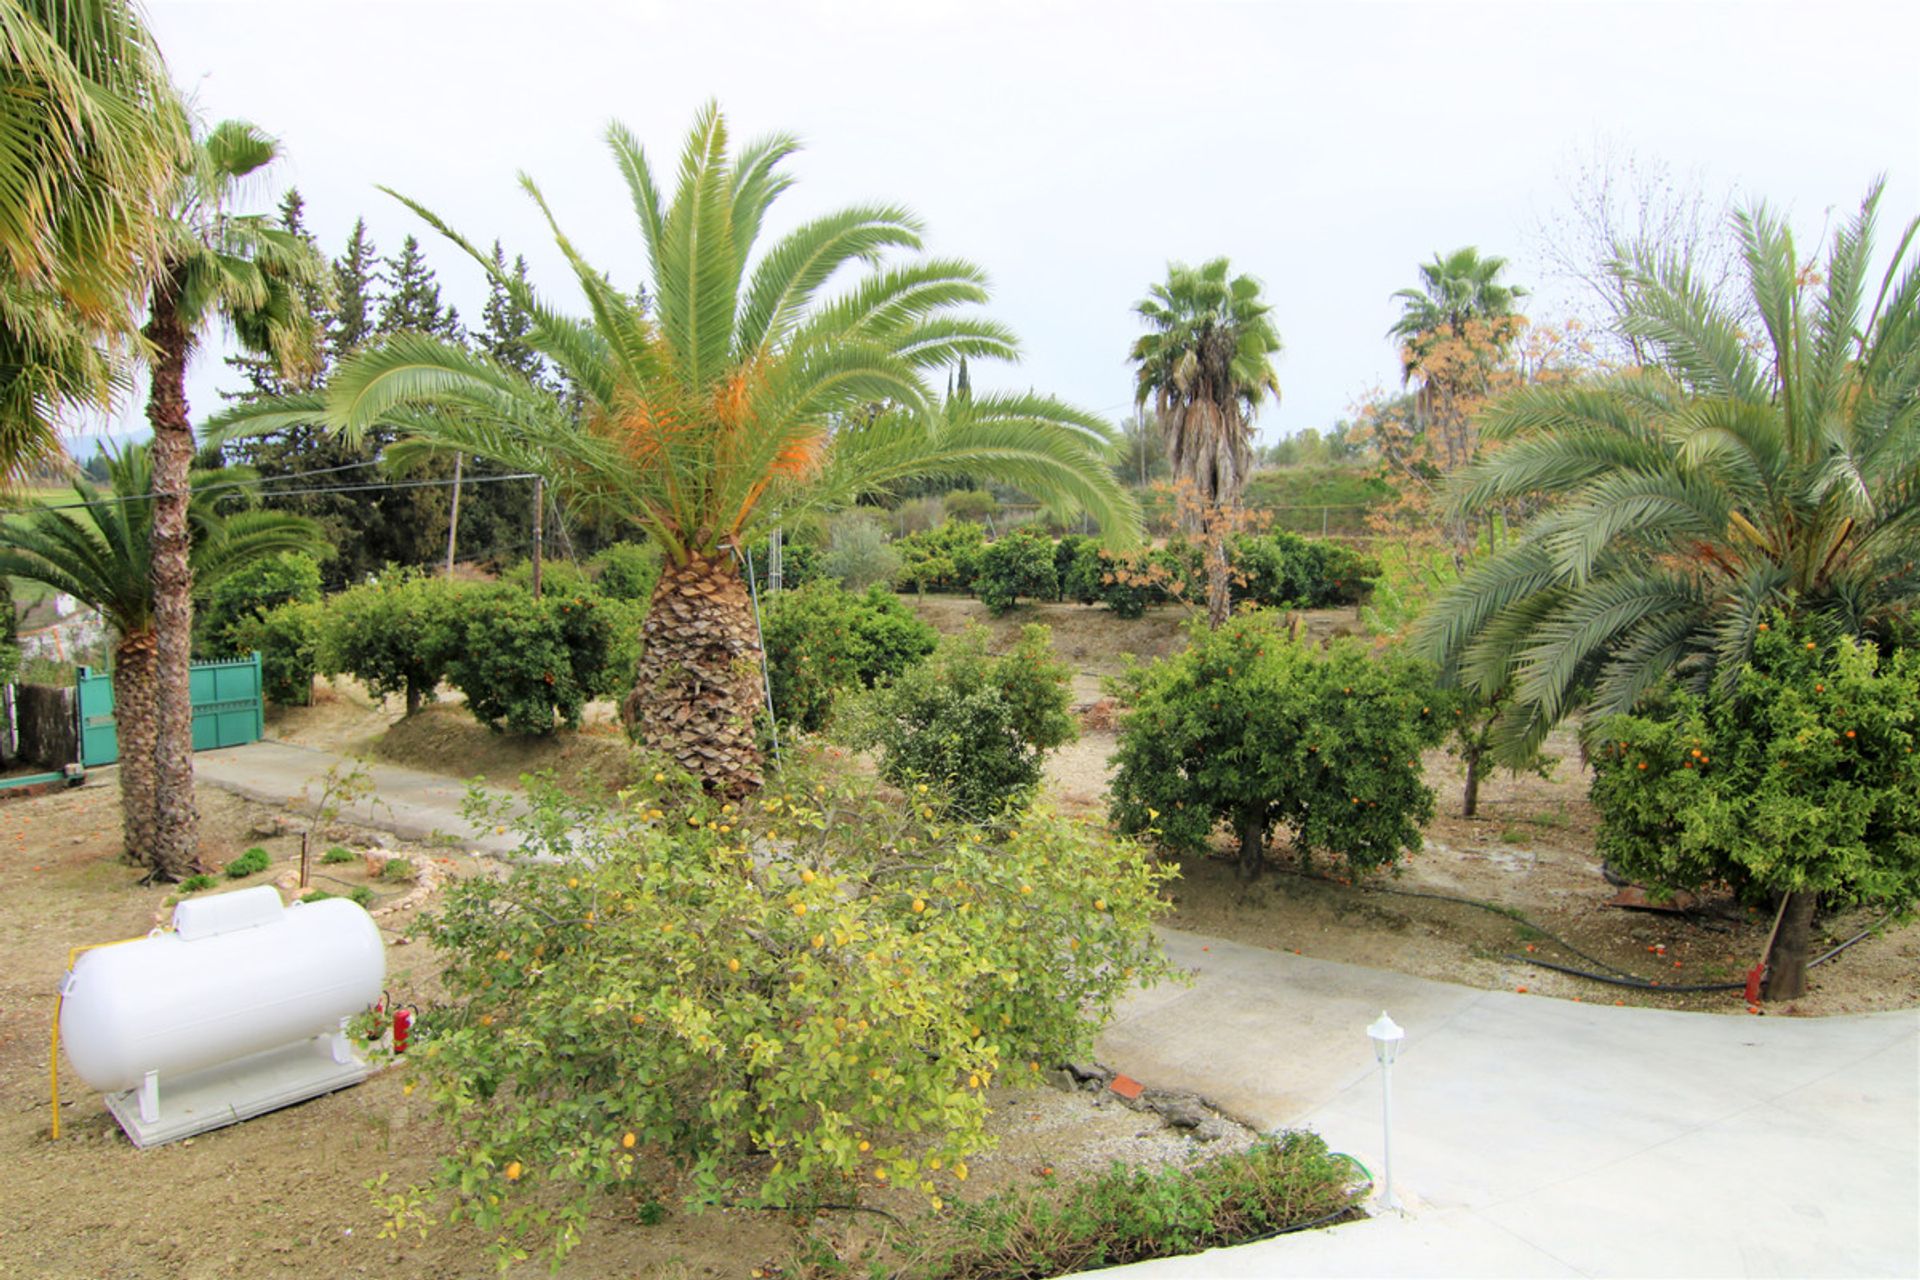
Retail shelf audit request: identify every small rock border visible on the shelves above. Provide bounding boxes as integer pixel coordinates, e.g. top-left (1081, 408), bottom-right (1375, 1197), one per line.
top-left (1045, 1060), bottom-right (1243, 1144)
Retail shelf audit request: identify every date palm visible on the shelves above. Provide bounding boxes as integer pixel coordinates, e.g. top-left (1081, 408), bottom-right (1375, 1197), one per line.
top-left (211, 103), bottom-right (1134, 795)
top-left (1129, 258), bottom-right (1282, 626)
top-left (141, 117), bottom-right (324, 877)
top-left (0, 0), bottom-right (183, 481)
top-left (1420, 179), bottom-right (1920, 759)
top-left (0, 447), bottom-right (324, 871)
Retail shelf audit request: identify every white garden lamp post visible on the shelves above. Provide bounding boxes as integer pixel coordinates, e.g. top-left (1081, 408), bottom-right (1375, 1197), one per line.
top-left (1367, 1010), bottom-right (1406, 1212)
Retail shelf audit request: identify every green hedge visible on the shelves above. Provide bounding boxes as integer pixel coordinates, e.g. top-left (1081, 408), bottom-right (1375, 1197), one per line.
top-left (761, 581), bottom-right (938, 731)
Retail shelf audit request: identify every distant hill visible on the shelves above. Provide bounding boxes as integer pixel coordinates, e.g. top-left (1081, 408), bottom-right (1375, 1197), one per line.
top-left (1243, 465), bottom-right (1390, 535)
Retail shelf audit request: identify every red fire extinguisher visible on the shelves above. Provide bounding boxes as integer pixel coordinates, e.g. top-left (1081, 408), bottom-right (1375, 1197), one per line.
top-left (393, 1005), bottom-right (416, 1054)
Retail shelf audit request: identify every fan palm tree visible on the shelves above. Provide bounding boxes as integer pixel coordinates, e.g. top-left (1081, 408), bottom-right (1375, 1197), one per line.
top-left (1387, 246), bottom-right (1527, 381)
top-left (1419, 180), bottom-right (1920, 756)
top-left (211, 103), bottom-right (1134, 795)
top-left (140, 116), bottom-right (324, 874)
top-left (0, 446), bottom-right (324, 873)
top-left (0, 0), bottom-right (184, 482)
top-left (1128, 258), bottom-right (1282, 626)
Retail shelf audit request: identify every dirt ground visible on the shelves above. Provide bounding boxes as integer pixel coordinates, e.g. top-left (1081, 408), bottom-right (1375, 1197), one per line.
top-left (278, 599), bottom-right (1917, 1019)
top-left (0, 781), bottom-right (1251, 1280)
top-left (914, 595), bottom-right (1919, 1018)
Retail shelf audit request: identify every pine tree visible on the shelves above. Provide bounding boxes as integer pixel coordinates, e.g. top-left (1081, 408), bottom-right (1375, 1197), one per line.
top-left (458, 243), bottom-right (553, 562)
top-left (226, 213), bottom-right (449, 585)
top-left (220, 188), bottom-right (328, 403)
top-left (378, 234), bottom-right (461, 339)
top-left (330, 218), bottom-right (379, 357)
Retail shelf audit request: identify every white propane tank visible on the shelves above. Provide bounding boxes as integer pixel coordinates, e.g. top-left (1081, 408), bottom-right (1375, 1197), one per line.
top-left (59, 885), bottom-right (385, 1094)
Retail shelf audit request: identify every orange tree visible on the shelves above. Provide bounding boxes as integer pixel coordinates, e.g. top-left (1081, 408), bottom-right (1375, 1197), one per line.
top-left (212, 104), bottom-right (1135, 796)
top-left (1108, 612), bottom-right (1449, 881)
top-left (400, 770), bottom-right (1174, 1264)
top-left (1588, 619), bottom-right (1920, 998)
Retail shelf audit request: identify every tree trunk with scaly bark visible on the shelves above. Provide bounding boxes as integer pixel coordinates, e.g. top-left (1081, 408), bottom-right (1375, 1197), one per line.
top-left (144, 276), bottom-right (200, 881)
top-left (111, 630), bottom-right (159, 863)
top-left (623, 550), bottom-right (765, 796)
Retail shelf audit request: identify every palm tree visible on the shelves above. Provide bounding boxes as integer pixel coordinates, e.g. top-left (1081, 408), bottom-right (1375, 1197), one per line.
top-left (141, 117), bottom-right (324, 875)
top-left (0, 0), bottom-right (184, 482)
top-left (1417, 182), bottom-right (1920, 976)
top-left (1128, 258), bottom-right (1282, 626)
top-left (211, 103), bottom-right (1134, 795)
top-left (0, 446), bottom-right (324, 872)
top-left (1387, 246), bottom-right (1528, 381)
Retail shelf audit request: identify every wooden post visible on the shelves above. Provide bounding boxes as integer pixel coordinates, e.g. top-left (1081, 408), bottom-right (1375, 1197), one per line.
top-left (531, 477), bottom-right (545, 599)
top-left (299, 830), bottom-right (311, 891)
top-left (444, 453), bottom-right (464, 578)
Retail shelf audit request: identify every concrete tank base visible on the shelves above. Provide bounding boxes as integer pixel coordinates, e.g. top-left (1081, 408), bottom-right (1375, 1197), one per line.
top-left (102, 1033), bottom-right (372, 1149)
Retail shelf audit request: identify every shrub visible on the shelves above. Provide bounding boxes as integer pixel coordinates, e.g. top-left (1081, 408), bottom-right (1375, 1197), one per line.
top-left (742, 534), bottom-right (821, 590)
top-left (889, 495), bottom-right (946, 537)
top-left (1588, 618), bottom-right (1920, 991)
top-left (885, 1133), bottom-right (1362, 1279)
top-left (320, 572), bottom-right (464, 716)
top-left (1229, 532), bottom-right (1379, 610)
top-left (894, 520), bottom-right (987, 595)
top-left (590, 540), bottom-right (662, 602)
top-left (379, 856), bottom-right (418, 883)
top-left (320, 846), bottom-right (356, 865)
top-left (820, 512), bottom-right (903, 591)
top-left (762, 581), bottom-right (939, 732)
top-left (225, 847), bottom-right (270, 879)
top-left (499, 557), bottom-right (594, 598)
top-left (230, 598), bottom-right (327, 707)
top-left (943, 488), bottom-right (1000, 523)
top-left (1065, 543), bottom-right (1176, 619)
top-left (443, 584), bottom-right (619, 734)
top-left (1060, 537), bottom-right (1103, 605)
top-left (1109, 613), bottom-right (1449, 879)
top-left (1053, 534), bottom-right (1091, 598)
top-left (410, 774), bottom-right (1175, 1263)
top-left (975, 531), bottom-right (1058, 615)
top-left (200, 550), bottom-right (325, 657)
top-left (844, 625), bottom-right (1075, 819)
top-left (348, 885), bottom-right (374, 909)
top-left (178, 873), bottom-right (216, 893)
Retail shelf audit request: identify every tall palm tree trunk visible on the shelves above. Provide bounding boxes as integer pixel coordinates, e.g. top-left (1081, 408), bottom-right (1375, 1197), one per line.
top-left (623, 549), bottom-right (765, 796)
top-left (111, 630), bottom-right (159, 863)
top-left (144, 278), bottom-right (200, 880)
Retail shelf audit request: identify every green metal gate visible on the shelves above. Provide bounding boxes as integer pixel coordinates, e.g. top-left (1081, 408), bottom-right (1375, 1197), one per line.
top-left (76, 652), bottom-right (265, 767)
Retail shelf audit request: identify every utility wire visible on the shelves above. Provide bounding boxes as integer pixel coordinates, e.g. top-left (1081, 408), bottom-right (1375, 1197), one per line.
top-left (1, 470), bottom-right (539, 516)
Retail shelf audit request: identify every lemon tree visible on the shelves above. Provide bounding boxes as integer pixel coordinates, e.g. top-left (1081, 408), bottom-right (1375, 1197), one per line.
top-left (407, 768), bottom-right (1173, 1263)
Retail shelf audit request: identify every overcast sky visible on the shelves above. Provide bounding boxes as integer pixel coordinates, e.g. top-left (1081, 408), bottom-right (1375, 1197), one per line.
top-left (101, 0), bottom-right (1920, 451)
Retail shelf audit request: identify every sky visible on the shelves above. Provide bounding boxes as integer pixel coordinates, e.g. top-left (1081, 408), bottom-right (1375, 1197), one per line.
top-left (85, 0), bottom-right (1920, 452)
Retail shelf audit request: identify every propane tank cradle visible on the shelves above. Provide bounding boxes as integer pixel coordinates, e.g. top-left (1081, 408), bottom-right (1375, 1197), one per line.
top-left (58, 885), bottom-right (386, 1147)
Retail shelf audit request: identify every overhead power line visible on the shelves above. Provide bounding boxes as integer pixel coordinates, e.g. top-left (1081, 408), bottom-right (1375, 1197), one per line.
top-left (0, 469), bottom-right (540, 518)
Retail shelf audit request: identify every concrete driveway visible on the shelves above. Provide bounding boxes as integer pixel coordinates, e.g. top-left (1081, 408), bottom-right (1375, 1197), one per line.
top-left (1093, 930), bottom-right (1920, 1277)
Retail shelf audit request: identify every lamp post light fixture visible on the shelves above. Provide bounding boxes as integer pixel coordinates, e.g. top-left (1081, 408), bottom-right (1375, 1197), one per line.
top-left (1367, 1010), bottom-right (1405, 1212)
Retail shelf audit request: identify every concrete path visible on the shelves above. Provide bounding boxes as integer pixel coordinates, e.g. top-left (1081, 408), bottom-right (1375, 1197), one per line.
top-left (194, 741), bottom-right (1920, 1277)
top-left (1094, 930), bottom-right (1919, 1278)
top-left (193, 739), bottom-right (525, 856)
